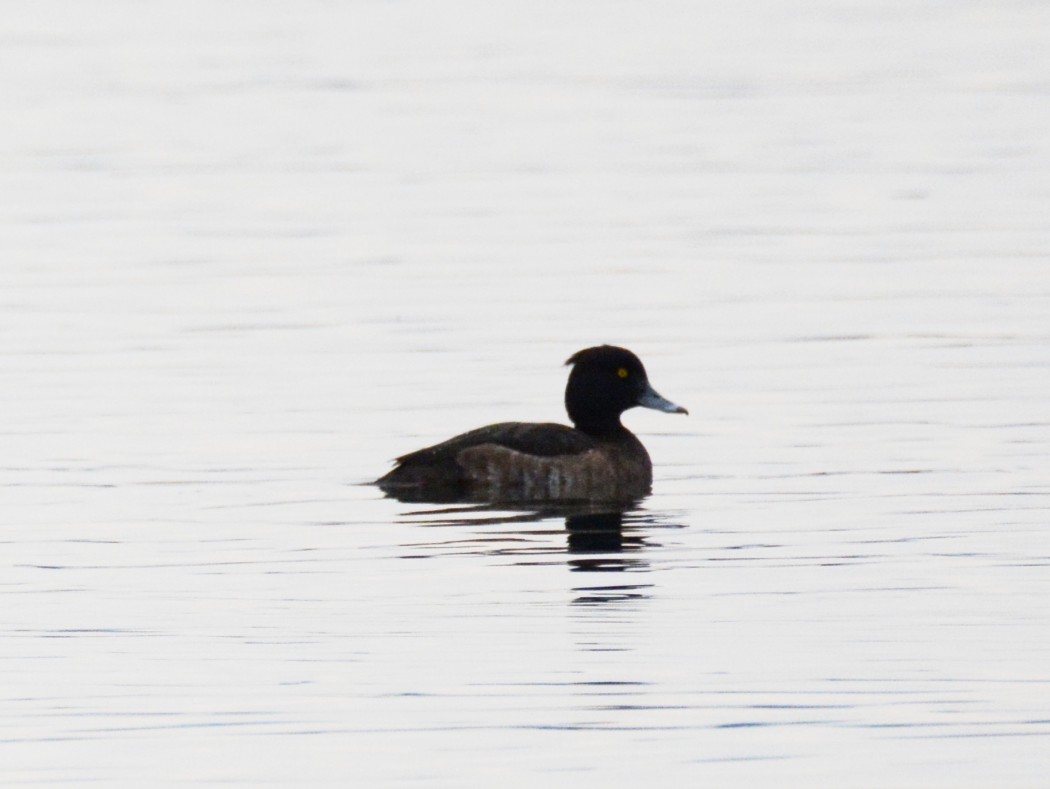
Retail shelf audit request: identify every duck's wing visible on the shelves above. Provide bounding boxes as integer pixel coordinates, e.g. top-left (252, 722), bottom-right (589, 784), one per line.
top-left (393, 422), bottom-right (596, 466)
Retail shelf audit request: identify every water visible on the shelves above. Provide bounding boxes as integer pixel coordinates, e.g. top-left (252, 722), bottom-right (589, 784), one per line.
top-left (4, 1), bottom-right (1050, 785)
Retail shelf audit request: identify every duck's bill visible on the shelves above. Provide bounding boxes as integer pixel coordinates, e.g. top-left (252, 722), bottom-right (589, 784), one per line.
top-left (638, 384), bottom-right (689, 415)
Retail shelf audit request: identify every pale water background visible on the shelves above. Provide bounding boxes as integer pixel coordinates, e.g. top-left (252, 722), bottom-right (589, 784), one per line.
top-left (3, 1), bottom-right (1050, 786)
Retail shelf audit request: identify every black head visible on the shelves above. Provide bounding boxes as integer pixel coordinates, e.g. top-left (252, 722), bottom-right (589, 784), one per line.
top-left (564, 345), bottom-right (687, 437)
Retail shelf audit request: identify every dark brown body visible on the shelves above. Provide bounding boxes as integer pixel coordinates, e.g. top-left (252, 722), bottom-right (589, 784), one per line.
top-left (377, 421), bottom-right (653, 503)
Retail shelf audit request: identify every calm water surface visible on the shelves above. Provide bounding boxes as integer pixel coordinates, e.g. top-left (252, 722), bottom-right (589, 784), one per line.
top-left (4, 1), bottom-right (1050, 786)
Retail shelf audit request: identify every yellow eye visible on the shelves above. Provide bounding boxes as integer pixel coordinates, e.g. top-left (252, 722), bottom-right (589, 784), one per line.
top-left (617, 368), bottom-right (629, 379)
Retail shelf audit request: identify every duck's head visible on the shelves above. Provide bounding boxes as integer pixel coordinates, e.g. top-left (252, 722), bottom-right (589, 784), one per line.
top-left (564, 345), bottom-right (687, 437)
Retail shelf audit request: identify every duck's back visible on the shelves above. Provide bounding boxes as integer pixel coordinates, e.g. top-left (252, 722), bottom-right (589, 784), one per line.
top-left (376, 421), bottom-right (651, 502)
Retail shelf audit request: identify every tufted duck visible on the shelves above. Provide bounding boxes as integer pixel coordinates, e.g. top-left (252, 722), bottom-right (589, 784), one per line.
top-left (376, 345), bottom-right (687, 502)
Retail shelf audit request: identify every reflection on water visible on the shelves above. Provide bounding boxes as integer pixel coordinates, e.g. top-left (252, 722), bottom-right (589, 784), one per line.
top-left (391, 500), bottom-right (685, 605)
top-left (565, 511), bottom-right (632, 554)
top-left (392, 500), bottom-right (684, 564)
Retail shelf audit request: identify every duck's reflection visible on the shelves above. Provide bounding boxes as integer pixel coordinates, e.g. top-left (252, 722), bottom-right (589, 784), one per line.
top-left (564, 511), bottom-right (655, 577)
top-left (565, 511), bottom-right (626, 553)
top-left (388, 494), bottom-right (684, 587)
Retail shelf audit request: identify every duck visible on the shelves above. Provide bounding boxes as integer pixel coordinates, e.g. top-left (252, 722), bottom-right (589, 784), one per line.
top-left (376, 345), bottom-right (687, 503)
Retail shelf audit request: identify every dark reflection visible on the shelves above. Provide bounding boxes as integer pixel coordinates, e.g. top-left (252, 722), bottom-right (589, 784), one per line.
top-left (570, 583), bottom-right (653, 605)
top-left (564, 510), bottom-right (651, 578)
top-left (388, 494), bottom-right (686, 593)
top-left (388, 498), bottom-right (688, 606)
top-left (566, 511), bottom-right (626, 553)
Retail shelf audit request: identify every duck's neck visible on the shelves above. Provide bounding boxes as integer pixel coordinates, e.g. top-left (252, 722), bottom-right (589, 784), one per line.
top-left (572, 415), bottom-right (630, 441)
top-left (565, 380), bottom-right (632, 440)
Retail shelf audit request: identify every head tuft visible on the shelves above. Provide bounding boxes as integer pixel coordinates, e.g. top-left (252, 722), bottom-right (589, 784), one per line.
top-left (565, 345), bottom-right (639, 369)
